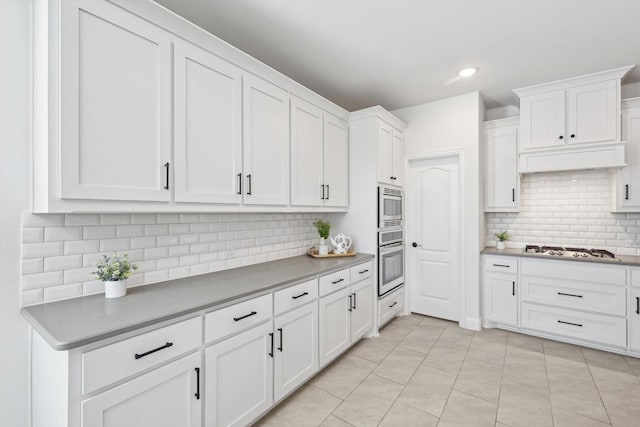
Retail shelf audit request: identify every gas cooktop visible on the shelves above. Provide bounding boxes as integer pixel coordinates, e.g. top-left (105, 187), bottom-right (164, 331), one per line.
top-left (524, 245), bottom-right (621, 262)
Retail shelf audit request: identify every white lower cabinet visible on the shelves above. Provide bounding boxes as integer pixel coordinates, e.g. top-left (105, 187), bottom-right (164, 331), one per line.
top-left (82, 352), bottom-right (202, 427)
top-left (350, 278), bottom-right (374, 341)
top-left (205, 321), bottom-right (273, 427)
top-left (273, 302), bottom-right (318, 401)
top-left (319, 287), bottom-right (351, 367)
top-left (630, 287), bottom-right (640, 351)
top-left (319, 267), bottom-right (374, 367)
top-left (485, 273), bottom-right (518, 326)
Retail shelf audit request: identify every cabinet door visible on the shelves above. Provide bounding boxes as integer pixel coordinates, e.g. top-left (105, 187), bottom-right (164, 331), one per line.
top-left (630, 287), bottom-right (640, 351)
top-left (174, 41), bottom-right (242, 204)
top-left (350, 278), bottom-right (374, 341)
top-left (205, 322), bottom-right (273, 427)
top-left (323, 114), bottom-right (349, 207)
top-left (566, 80), bottom-right (617, 145)
top-left (81, 352), bottom-right (201, 427)
top-left (484, 125), bottom-right (518, 211)
top-left (274, 303), bottom-right (318, 401)
top-left (60, 0), bottom-right (172, 201)
top-left (291, 97), bottom-right (324, 206)
top-left (519, 89), bottom-right (566, 150)
top-left (377, 121), bottom-right (393, 184)
top-left (392, 130), bottom-right (404, 186)
top-left (616, 106), bottom-right (640, 210)
top-left (485, 273), bottom-right (518, 326)
top-left (319, 287), bottom-right (351, 367)
top-left (243, 75), bottom-right (289, 206)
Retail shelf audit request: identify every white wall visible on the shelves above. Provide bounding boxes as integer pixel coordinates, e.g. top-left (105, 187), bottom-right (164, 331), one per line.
top-left (392, 92), bottom-right (483, 330)
top-left (0, 1), bottom-right (32, 426)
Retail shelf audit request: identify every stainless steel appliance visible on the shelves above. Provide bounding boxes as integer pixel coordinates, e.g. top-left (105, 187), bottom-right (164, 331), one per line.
top-left (523, 245), bottom-right (621, 262)
top-left (378, 186), bottom-right (403, 229)
top-left (378, 229), bottom-right (404, 296)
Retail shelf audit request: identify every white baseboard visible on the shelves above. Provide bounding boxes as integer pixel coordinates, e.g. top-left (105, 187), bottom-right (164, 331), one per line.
top-left (464, 317), bottom-right (482, 331)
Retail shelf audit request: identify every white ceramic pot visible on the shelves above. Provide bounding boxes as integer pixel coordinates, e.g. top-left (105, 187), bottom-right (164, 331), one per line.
top-left (496, 241), bottom-right (506, 250)
top-left (104, 280), bottom-right (127, 298)
top-left (318, 238), bottom-right (330, 255)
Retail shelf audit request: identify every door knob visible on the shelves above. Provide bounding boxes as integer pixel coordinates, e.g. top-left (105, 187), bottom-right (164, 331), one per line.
top-left (412, 242), bottom-right (421, 248)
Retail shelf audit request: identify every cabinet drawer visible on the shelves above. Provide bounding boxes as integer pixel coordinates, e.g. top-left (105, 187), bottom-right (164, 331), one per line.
top-left (485, 256), bottom-right (518, 274)
top-left (82, 316), bottom-right (201, 395)
top-left (379, 286), bottom-right (404, 327)
top-left (350, 261), bottom-right (373, 284)
top-left (521, 275), bottom-right (626, 316)
top-left (521, 258), bottom-right (625, 285)
top-left (274, 279), bottom-right (318, 316)
top-left (521, 303), bottom-right (626, 347)
top-left (319, 268), bottom-right (351, 297)
top-left (205, 294), bottom-right (272, 344)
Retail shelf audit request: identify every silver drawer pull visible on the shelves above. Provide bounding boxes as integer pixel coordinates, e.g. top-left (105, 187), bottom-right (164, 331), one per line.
top-left (492, 263), bottom-right (510, 268)
top-left (557, 292), bottom-right (583, 298)
top-left (331, 278), bottom-right (344, 285)
top-left (557, 320), bottom-right (583, 327)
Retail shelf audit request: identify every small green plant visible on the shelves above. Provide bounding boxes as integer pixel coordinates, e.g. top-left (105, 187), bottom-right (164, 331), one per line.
top-left (313, 219), bottom-right (331, 239)
top-left (495, 231), bottom-right (510, 242)
top-left (92, 253), bottom-right (138, 282)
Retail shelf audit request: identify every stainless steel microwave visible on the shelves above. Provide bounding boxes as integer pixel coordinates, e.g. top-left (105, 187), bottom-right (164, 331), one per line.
top-left (378, 186), bottom-right (403, 229)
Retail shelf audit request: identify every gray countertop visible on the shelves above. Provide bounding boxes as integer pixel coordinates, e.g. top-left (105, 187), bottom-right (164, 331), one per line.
top-left (481, 247), bottom-right (640, 266)
top-left (22, 253), bottom-right (374, 351)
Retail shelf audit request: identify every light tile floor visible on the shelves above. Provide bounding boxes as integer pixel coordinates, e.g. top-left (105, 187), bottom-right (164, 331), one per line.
top-left (255, 314), bottom-right (640, 427)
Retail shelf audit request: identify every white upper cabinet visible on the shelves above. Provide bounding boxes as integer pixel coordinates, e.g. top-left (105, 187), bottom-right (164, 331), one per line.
top-left (243, 75), bottom-right (290, 206)
top-left (291, 96), bottom-right (324, 207)
top-left (376, 120), bottom-right (404, 186)
top-left (174, 41), bottom-right (243, 204)
top-left (323, 114), bottom-right (349, 208)
top-left (515, 66), bottom-right (632, 173)
top-left (34, 0), bottom-right (349, 212)
top-left (377, 121), bottom-right (394, 184)
top-left (483, 118), bottom-right (519, 212)
top-left (519, 89), bottom-right (566, 151)
top-left (59, 0), bottom-right (172, 202)
top-left (566, 80), bottom-right (617, 145)
top-left (611, 100), bottom-right (640, 212)
top-left (291, 97), bottom-right (349, 208)
top-left (392, 130), bottom-right (405, 186)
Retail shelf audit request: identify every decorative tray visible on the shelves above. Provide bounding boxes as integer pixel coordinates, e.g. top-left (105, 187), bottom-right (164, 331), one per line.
top-left (307, 247), bottom-right (357, 258)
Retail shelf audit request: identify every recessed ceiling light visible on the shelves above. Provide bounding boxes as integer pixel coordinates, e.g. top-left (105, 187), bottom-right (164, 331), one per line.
top-left (458, 68), bottom-right (477, 77)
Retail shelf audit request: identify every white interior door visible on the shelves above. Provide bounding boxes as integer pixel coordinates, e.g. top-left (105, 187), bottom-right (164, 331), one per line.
top-left (409, 156), bottom-right (460, 321)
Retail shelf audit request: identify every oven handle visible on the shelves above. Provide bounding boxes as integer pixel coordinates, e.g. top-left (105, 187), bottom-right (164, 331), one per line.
top-left (380, 242), bottom-right (403, 251)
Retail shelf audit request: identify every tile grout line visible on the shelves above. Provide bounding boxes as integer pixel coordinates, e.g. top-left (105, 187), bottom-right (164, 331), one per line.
top-left (540, 339), bottom-right (557, 427)
top-left (581, 348), bottom-right (614, 426)
top-left (491, 332), bottom-right (509, 427)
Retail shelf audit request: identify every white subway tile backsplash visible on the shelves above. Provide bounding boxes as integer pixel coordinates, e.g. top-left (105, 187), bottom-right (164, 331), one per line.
top-left (22, 258), bottom-right (44, 275)
top-left (100, 213), bottom-right (131, 225)
top-left (22, 271), bottom-right (64, 290)
top-left (65, 239), bottom-right (100, 255)
top-left (22, 212), bottom-right (323, 305)
top-left (486, 170), bottom-right (640, 253)
top-left (23, 242), bottom-right (63, 259)
top-left (100, 238), bottom-right (130, 252)
top-left (43, 283), bottom-right (83, 303)
top-left (23, 227), bottom-right (44, 243)
top-left (22, 289), bottom-right (44, 306)
top-left (65, 213), bottom-right (100, 226)
top-left (83, 226), bottom-right (116, 240)
top-left (43, 255), bottom-right (83, 272)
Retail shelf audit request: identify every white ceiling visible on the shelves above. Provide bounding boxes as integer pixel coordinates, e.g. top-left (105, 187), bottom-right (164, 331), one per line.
top-left (154, 0), bottom-right (640, 111)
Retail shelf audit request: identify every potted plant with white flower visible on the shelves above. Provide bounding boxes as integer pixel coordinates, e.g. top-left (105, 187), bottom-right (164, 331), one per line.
top-left (93, 253), bottom-right (138, 298)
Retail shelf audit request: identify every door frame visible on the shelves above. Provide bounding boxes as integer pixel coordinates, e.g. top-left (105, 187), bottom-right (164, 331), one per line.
top-left (405, 150), bottom-right (466, 328)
